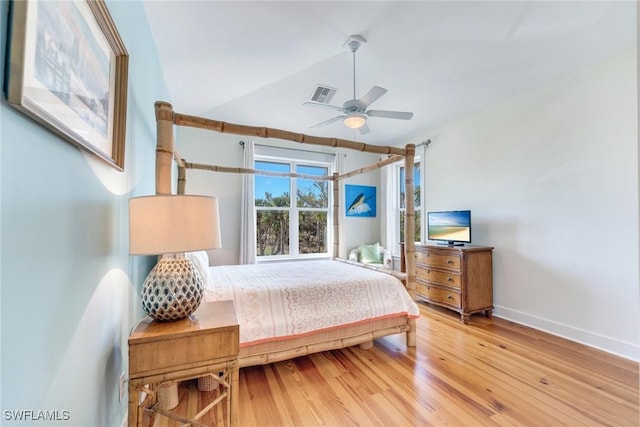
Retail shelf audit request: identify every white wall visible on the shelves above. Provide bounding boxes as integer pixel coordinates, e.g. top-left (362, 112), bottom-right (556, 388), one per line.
top-left (0, 2), bottom-right (166, 424)
top-left (419, 49), bottom-right (638, 360)
top-left (176, 129), bottom-right (381, 265)
top-left (339, 150), bottom-right (382, 259)
top-left (174, 129), bottom-right (243, 265)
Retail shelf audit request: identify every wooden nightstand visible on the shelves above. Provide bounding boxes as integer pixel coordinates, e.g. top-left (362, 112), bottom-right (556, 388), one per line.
top-left (128, 300), bottom-right (239, 426)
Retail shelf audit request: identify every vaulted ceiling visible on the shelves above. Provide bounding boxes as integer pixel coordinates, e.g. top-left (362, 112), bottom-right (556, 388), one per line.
top-left (143, 1), bottom-right (636, 146)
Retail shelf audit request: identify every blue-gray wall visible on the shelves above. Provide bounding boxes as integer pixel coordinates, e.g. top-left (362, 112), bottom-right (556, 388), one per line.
top-left (1, 1), bottom-right (166, 424)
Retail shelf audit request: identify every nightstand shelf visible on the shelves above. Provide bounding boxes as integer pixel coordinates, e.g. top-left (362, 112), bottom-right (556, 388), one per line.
top-left (128, 300), bottom-right (239, 426)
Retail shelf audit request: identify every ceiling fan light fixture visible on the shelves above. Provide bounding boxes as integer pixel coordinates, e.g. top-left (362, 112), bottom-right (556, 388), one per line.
top-left (344, 113), bottom-right (366, 129)
top-left (305, 34), bottom-right (413, 132)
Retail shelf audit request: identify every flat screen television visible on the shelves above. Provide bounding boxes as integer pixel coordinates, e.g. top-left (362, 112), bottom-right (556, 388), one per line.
top-left (427, 210), bottom-right (471, 246)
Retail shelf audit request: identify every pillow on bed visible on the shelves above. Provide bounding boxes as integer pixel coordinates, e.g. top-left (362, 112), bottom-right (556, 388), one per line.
top-left (186, 251), bottom-right (210, 283)
top-left (359, 243), bottom-right (382, 264)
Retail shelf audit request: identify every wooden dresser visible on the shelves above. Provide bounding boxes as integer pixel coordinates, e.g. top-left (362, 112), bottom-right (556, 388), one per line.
top-left (414, 244), bottom-right (493, 323)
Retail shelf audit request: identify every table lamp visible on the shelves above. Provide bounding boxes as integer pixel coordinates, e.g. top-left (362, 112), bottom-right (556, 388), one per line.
top-left (129, 194), bottom-right (221, 321)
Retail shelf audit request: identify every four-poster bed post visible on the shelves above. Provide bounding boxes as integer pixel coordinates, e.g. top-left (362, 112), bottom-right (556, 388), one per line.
top-left (332, 172), bottom-right (339, 258)
top-left (170, 109), bottom-right (406, 156)
top-left (155, 101), bottom-right (174, 195)
top-left (153, 100), bottom-right (417, 348)
top-left (177, 163), bottom-right (186, 195)
top-left (403, 144), bottom-right (417, 346)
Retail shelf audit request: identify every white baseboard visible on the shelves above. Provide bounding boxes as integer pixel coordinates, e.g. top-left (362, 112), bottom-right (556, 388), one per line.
top-left (493, 305), bottom-right (639, 362)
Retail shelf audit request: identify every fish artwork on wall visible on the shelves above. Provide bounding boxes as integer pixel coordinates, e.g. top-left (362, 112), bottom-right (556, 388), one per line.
top-left (345, 185), bottom-right (376, 217)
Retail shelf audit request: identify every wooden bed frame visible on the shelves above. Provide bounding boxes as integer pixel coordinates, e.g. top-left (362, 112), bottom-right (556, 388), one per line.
top-left (153, 101), bottom-right (418, 366)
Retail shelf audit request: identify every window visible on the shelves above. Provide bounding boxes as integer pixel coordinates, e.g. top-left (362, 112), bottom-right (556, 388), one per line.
top-left (254, 157), bottom-right (331, 259)
top-left (296, 165), bottom-right (330, 254)
top-left (399, 162), bottom-right (421, 243)
top-left (255, 161), bottom-right (291, 256)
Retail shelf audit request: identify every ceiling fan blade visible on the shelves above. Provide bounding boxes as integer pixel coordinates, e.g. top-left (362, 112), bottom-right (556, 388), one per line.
top-left (366, 110), bottom-right (414, 120)
top-left (303, 101), bottom-right (344, 112)
top-left (359, 86), bottom-right (388, 108)
top-left (359, 122), bottom-right (371, 135)
top-left (310, 115), bottom-right (345, 129)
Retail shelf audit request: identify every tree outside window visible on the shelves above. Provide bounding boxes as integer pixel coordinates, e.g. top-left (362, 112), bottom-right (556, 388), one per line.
top-left (255, 161), bottom-right (290, 256)
top-left (296, 165), bottom-right (329, 254)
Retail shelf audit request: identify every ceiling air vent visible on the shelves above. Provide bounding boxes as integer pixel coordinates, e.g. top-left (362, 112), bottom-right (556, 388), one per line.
top-left (309, 85), bottom-right (337, 104)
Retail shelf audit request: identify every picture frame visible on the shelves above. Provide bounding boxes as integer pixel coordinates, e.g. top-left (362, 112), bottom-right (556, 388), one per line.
top-left (345, 184), bottom-right (376, 217)
top-left (4, 0), bottom-right (129, 170)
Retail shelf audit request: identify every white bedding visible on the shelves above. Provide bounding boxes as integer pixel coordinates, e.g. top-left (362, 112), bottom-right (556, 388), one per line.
top-left (203, 260), bottom-right (419, 347)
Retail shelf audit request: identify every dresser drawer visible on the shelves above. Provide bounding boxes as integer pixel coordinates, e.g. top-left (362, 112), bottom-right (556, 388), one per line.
top-left (416, 283), bottom-right (461, 308)
top-left (415, 251), bottom-right (461, 270)
top-left (416, 268), bottom-right (461, 289)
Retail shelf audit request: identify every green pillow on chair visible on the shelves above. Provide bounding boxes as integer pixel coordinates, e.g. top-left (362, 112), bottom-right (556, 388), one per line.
top-left (359, 243), bottom-right (382, 264)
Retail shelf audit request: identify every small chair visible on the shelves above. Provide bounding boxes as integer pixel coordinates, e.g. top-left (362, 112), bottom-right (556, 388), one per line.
top-left (348, 243), bottom-right (392, 269)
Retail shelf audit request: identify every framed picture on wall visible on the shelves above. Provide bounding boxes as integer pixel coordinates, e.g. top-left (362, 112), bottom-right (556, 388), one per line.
top-left (4, 0), bottom-right (129, 170)
top-left (345, 184), bottom-right (376, 217)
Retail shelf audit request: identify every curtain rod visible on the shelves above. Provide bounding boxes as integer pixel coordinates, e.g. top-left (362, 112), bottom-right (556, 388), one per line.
top-left (379, 139), bottom-right (431, 160)
top-left (239, 140), bottom-right (337, 156)
top-left (240, 139), bottom-right (425, 153)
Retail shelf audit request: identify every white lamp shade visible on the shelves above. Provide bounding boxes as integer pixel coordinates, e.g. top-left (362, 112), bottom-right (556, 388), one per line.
top-left (129, 195), bottom-right (221, 255)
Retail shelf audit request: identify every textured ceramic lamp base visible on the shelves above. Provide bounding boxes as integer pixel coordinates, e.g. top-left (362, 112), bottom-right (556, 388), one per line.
top-left (140, 255), bottom-right (203, 321)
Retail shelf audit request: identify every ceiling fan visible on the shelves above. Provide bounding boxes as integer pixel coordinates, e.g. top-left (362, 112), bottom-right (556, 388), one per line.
top-left (304, 34), bottom-right (413, 135)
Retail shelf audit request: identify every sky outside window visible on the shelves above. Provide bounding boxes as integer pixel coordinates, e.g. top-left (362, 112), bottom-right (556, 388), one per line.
top-left (255, 161), bottom-right (290, 205)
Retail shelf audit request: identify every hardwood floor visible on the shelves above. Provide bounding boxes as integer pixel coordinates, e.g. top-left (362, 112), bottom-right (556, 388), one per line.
top-left (151, 302), bottom-right (639, 426)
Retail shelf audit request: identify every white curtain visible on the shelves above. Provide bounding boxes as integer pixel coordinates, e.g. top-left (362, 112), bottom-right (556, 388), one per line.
top-left (239, 140), bottom-right (256, 264)
top-left (334, 151), bottom-right (346, 259)
top-left (380, 159), bottom-right (395, 254)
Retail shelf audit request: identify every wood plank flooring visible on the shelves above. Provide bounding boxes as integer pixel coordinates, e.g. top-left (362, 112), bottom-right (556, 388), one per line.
top-left (151, 302), bottom-right (639, 426)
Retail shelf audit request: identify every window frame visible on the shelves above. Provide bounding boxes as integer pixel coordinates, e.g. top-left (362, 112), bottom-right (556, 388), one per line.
top-left (254, 154), bottom-right (333, 261)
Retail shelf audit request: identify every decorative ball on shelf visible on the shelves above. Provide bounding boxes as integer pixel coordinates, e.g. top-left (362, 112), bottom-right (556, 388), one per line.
top-left (140, 255), bottom-right (204, 321)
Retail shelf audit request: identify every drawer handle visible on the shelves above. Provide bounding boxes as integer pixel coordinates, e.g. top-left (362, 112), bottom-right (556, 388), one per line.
top-left (447, 260), bottom-right (453, 264)
top-left (447, 277), bottom-right (453, 282)
top-left (447, 295), bottom-right (453, 300)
